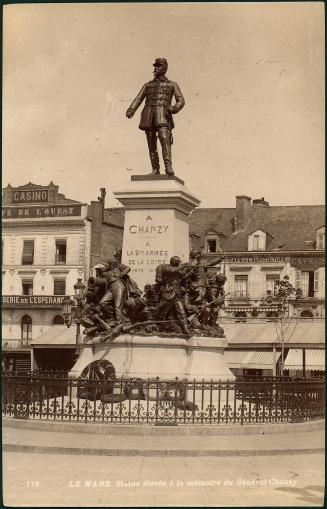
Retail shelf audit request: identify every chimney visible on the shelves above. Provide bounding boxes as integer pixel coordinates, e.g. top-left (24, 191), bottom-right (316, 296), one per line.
top-left (98, 188), bottom-right (106, 220)
top-left (235, 195), bottom-right (251, 231)
top-left (252, 197), bottom-right (269, 207)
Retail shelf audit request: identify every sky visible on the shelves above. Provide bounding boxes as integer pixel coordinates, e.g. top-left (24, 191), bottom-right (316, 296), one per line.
top-left (3, 2), bottom-right (324, 209)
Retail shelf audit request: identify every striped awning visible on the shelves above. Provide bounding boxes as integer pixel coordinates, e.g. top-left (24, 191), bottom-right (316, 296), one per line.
top-left (223, 320), bottom-right (324, 347)
top-left (224, 350), bottom-right (248, 368)
top-left (225, 350), bottom-right (281, 369)
top-left (284, 349), bottom-right (325, 370)
top-left (245, 351), bottom-right (281, 369)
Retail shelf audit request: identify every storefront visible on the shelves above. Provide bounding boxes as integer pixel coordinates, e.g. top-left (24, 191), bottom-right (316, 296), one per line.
top-left (31, 325), bottom-right (77, 371)
top-left (224, 319), bottom-right (324, 377)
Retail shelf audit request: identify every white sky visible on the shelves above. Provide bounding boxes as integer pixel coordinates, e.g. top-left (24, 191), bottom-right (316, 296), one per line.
top-left (3, 2), bottom-right (324, 208)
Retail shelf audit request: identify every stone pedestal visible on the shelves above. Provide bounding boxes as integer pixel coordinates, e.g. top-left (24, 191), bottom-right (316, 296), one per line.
top-left (114, 175), bottom-right (200, 290)
top-left (69, 335), bottom-right (235, 381)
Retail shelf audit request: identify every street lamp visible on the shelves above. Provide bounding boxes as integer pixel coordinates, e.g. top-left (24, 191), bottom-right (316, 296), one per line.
top-left (61, 278), bottom-right (86, 356)
top-left (62, 296), bottom-right (73, 327)
top-left (74, 278), bottom-right (85, 298)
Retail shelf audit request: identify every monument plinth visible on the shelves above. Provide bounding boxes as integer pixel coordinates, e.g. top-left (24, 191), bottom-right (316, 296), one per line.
top-left (70, 335), bottom-right (234, 380)
top-left (114, 175), bottom-right (200, 290)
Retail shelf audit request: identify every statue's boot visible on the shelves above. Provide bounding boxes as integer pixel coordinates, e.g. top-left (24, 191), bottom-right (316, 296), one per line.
top-left (162, 145), bottom-right (174, 175)
top-left (149, 152), bottom-right (160, 175)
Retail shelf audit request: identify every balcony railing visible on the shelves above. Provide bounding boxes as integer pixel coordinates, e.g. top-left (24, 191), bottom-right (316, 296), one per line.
top-left (2, 339), bottom-right (31, 350)
top-left (2, 372), bottom-right (324, 425)
top-left (54, 254), bottom-right (66, 264)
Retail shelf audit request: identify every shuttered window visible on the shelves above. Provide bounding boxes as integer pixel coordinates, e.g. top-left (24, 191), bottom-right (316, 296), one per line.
top-left (54, 279), bottom-right (66, 296)
top-left (314, 270), bottom-right (319, 293)
top-left (266, 274), bottom-right (280, 295)
top-left (55, 240), bottom-right (67, 264)
top-left (22, 240), bottom-right (34, 265)
top-left (22, 279), bottom-right (33, 296)
top-left (316, 233), bottom-right (325, 250)
top-left (234, 275), bottom-right (248, 298)
top-left (21, 315), bottom-right (32, 342)
top-left (253, 235), bottom-right (260, 251)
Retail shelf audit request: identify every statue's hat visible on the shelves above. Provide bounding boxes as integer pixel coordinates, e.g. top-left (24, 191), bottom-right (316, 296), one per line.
top-left (153, 58), bottom-right (168, 67)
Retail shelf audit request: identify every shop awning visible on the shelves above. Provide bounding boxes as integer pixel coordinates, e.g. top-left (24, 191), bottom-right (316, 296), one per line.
top-left (223, 320), bottom-right (324, 348)
top-left (30, 326), bottom-right (76, 347)
top-left (245, 351), bottom-right (281, 369)
top-left (224, 350), bottom-right (248, 368)
top-left (284, 349), bottom-right (325, 371)
top-left (225, 350), bottom-right (281, 369)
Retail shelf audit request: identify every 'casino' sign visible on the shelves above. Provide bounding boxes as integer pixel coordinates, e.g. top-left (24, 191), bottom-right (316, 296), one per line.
top-left (12, 189), bottom-right (49, 203)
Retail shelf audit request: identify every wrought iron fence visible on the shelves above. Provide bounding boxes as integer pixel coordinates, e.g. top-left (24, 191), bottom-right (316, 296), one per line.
top-left (2, 371), bottom-right (324, 425)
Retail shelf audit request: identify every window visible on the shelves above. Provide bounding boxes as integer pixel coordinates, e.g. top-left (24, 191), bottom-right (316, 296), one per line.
top-left (207, 239), bottom-right (217, 253)
top-left (300, 310), bottom-right (314, 319)
top-left (248, 230), bottom-right (266, 251)
top-left (22, 240), bottom-right (34, 265)
top-left (52, 315), bottom-right (65, 325)
top-left (234, 311), bottom-right (247, 323)
top-left (54, 279), bottom-right (66, 295)
top-left (316, 233), bottom-right (325, 250)
top-left (21, 315), bottom-right (32, 343)
top-left (301, 271), bottom-right (315, 298)
top-left (253, 235), bottom-right (260, 251)
top-left (22, 279), bottom-right (33, 296)
top-left (234, 275), bottom-right (248, 298)
top-left (266, 274), bottom-right (280, 295)
top-left (266, 311), bottom-right (279, 320)
top-left (55, 239), bottom-right (67, 264)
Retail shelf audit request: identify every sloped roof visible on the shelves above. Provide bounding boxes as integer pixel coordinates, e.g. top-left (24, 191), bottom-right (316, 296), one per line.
top-left (54, 193), bottom-right (83, 205)
top-left (12, 182), bottom-right (44, 189)
top-left (224, 320), bottom-right (324, 346)
top-left (190, 208), bottom-right (235, 251)
top-left (190, 205), bottom-right (325, 252)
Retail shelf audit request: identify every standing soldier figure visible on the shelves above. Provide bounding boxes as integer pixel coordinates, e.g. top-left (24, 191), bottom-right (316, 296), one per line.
top-left (155, 256), bottom-right (192, 335)
top-left (126, 58), bottom-right (185, 176)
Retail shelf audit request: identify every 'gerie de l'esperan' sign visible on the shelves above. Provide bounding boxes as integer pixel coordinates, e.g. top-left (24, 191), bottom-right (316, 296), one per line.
top-left (2, 295), bottom-right (66, 307)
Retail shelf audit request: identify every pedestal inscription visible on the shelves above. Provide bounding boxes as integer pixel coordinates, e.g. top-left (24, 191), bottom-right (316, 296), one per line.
top-left (122, 209), bottom-right (189, 286)
top-left (114, 176), bottom-right (200, 289)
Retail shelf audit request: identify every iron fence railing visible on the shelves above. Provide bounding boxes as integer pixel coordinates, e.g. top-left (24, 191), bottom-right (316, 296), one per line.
top-left (2, 372), bottom-right (324, 426)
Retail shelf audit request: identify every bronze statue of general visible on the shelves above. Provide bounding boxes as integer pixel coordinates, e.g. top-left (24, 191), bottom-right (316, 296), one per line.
top-left (126, 58), bottom-right (185, 176)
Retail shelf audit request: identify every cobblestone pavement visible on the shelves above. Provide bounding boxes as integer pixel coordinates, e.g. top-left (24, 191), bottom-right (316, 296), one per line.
top-left (3, 451), bottom-right (324, 507)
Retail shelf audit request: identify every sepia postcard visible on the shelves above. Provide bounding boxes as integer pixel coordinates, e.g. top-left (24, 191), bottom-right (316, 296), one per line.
top-left (2, 2), bottom-right (325, 507)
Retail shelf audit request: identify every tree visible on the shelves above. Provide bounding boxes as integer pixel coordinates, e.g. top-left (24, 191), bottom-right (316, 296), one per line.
top-left (266, 276), bottom-right (303, 376)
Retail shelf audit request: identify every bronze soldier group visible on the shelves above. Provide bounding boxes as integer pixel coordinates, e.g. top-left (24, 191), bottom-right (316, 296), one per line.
top-left (80, 251), bottom-right (226, 342)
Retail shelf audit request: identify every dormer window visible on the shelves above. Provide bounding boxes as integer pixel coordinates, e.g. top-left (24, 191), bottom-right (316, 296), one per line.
top-left (207, 238), bottom-right (217, 253)
top-left (248, 230), bottom-right (266, 251)
top-left (205, 230), bottom-right (222, 254)
top-left (316, 227), bottom-right (325, 250)
top-left (253, 235), bottom-right (260, 251)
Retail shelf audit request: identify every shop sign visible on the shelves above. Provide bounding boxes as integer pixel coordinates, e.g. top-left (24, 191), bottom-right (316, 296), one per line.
top-left (290, 257), bottom-right (324, 269)
top-left (12, 189), bottom-right (49, 203)
top-left (226, 255), bottom-right (286, 263)
top-left (2, 205), bottom-right (81, 219)
top-left (2, 295), bottom-right (66, 307)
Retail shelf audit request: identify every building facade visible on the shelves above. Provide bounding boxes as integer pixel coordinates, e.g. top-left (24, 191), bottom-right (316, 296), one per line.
top-left (2, 182), bottom-right (124, 371)
top-left (190, 196), bottom-right (325, 376)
